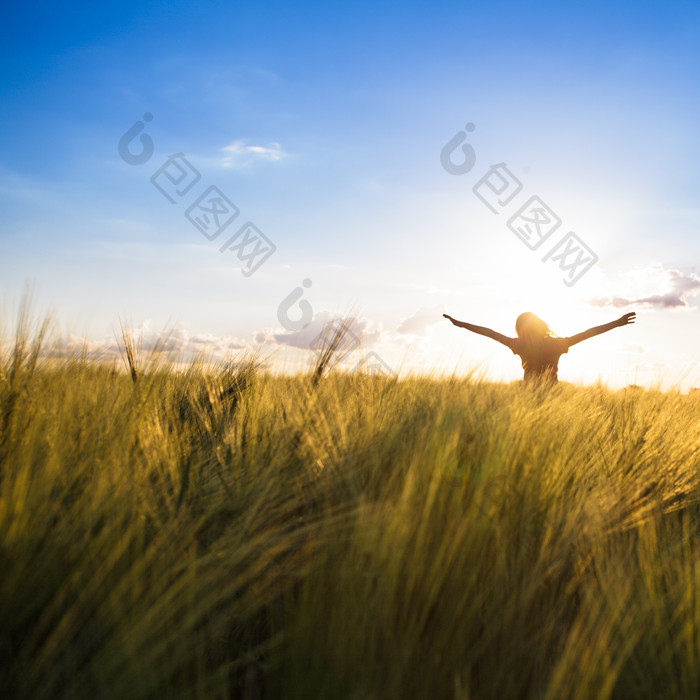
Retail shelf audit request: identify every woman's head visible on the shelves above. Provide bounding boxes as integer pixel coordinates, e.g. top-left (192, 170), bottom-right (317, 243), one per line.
top-left (515, 312), bottom-right (553, 341)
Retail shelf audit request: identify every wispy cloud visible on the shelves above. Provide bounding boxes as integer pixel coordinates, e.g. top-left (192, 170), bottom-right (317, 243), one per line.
top-left (221, 140), bottom-right (286, 167)
top-left (588, 267), bottom-right (700, 310)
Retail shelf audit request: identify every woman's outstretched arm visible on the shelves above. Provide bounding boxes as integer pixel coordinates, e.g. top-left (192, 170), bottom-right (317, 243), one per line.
top-left (443, 314), bottom-right (513, 347)
top-left (567, 312), bottom-right (636, 347)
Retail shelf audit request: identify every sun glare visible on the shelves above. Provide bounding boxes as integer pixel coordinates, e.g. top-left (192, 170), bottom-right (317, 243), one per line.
top-left (491, 257), bottom-right (587, 338)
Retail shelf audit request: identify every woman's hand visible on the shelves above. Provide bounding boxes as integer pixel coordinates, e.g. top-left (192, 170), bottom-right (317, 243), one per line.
top-left (443, 314), bottom-right (457, 325)
top-left (616, 312), bottom-right (636, 327)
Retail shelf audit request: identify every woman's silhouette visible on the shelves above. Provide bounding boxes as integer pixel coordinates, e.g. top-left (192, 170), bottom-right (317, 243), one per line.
top-left (443, 311), bottom-right (636, 384)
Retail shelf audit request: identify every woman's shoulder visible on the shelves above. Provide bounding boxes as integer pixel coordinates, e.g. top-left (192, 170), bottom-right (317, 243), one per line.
top-left (549, 335), bottom-right (570, 353)
top-left (510, 336), bottom-right (568, 355)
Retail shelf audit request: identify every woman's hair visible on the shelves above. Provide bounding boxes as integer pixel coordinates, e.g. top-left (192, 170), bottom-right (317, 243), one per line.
top-left (515, 312), bottom-right (555, 341)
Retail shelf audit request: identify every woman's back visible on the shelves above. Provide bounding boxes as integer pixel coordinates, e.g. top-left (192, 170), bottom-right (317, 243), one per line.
top-left (507, 336), bottom-right (569, 383)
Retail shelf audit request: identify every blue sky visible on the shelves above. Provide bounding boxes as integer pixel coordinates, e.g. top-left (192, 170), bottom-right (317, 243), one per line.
top-left (2, 0), bottom-right (700, 387)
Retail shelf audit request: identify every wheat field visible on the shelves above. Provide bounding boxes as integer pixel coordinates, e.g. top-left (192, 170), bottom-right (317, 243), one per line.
top-left (2, 312), bottom-right (700, 700)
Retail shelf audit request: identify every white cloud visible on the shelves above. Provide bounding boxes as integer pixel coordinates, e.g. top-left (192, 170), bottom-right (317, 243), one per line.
top-left (37, 313), bottom-right (383, 367)
top-left (41, 325), bottom-right (249, 363)
top-left (397, 305), bottom-right (444, 335)
top-left (260, 312), bottom-right (382, 353)
top-left (221, 140), bottom-right (286, 167)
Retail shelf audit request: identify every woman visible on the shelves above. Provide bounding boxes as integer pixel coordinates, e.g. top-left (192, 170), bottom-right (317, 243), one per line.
top-left (443, 311), bottom-right (636, 384)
